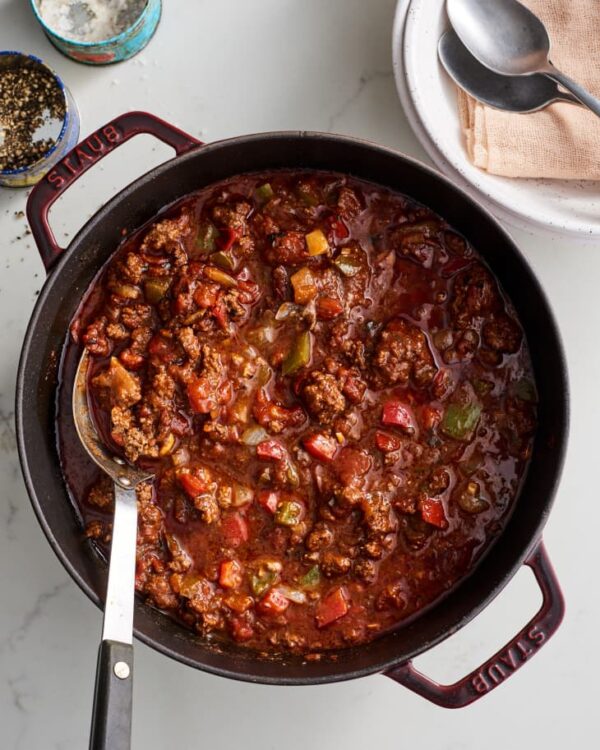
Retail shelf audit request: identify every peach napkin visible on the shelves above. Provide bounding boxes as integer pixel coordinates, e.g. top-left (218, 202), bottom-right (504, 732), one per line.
top-left (457, 0), bottom-right (600, 179)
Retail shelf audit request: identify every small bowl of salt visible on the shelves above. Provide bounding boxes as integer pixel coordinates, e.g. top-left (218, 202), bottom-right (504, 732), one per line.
top-left (30, 0), bottom-right (161, 64)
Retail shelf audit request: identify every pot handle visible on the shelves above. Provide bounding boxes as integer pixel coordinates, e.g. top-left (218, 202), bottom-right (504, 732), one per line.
top-left (385, 541), bottom-right (564, 708)
top-left (26, 111), bottom-right (202, 272)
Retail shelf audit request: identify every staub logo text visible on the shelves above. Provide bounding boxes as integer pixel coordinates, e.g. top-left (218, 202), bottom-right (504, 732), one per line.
top-left (46, 125), bottom-right (122, 189)
top-left (471, 625), bottom-right (546, 694)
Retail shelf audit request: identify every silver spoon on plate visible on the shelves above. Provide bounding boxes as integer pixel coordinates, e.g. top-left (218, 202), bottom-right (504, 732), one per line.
top-left (439, 29), bottom-right (579, 113)
top-left (447, 0), bottom-right (600, 118)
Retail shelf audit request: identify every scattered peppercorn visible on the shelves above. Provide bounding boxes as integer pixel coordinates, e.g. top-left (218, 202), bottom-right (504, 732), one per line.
top-left (0, 59), bottom-right (66, 172)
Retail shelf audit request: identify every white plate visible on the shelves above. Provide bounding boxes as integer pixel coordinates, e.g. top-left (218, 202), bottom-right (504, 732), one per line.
top-left (392, 0), bottom-right (600, 239)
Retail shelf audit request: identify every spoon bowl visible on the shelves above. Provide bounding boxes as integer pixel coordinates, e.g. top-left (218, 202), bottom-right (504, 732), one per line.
top-left (73, 349), bottom-right (152, 750)
top-left (438, 29), bottom-right (579, 113)
top-left (447, 0), bottom-right (600, 117)
top-left (447, 0), bottom-right (550, 76)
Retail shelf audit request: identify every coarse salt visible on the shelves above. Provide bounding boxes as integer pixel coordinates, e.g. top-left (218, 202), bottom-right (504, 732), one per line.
top-left (36, 0), bottom-right (148, 43)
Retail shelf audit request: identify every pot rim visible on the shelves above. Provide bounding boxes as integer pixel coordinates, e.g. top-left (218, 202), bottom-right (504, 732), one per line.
top-left (16, 128), bottom-right (570, 685)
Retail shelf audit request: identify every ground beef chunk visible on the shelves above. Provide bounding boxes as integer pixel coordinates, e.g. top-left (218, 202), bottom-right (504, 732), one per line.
top-left (141, 211), bottom-right (192, 267)
top-left (451, 264), bottom-right (500, 327)
top-left (337, 186), bottom-right (363, 220)
top-left (121, 303), bottom-right (153, 331)
top-left (301, 370), bottom-right (346, 425)
top-left (375, 581), bottom-right (407, 612)
top-left (360, 492), bottom-right (396, 537)
top-left (305, 522), bottom-right (334, 552)
top-left (264, 231), bottom-right (309, 266)
top-left (87, 477), bottom-right (114, 509)
top-left (177, 326), bottom-right (201, 362)
top-left (137, 483), bottom-right (163, 545)
top-left (111, 405), bottom-right (159, 462)
top-left (82, 317), bottom-right (111, 357)
top-left (321, 551), bottom-right (352, 578)
top-left (144, 573), bottom-right (178, 609)
top-left (119, 252), bottom-right (146, 284)
top-left (212, 201), bottom-right (252, 235)
top-left (84, 519), bottom-right (110, 542)
top-left (482, 314), bottom-right (522, 354)
top-left (105, 322), bottom-right (130, 342)
top-left (92, 357), bottom-right (141, 408)
top-left (272, 265), bottom-right (290, 300)
top-left (388, 222), bottom-right (439, 267)
top-left (354, 558), bottom-right (378, 584)
top-left (372, 318), bottom-right (437, 387)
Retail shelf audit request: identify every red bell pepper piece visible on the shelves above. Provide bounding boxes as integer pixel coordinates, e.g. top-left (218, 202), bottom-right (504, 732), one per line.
top-left (216, 227), bottom-right (238, 252)
top-left (256, 440), bottom-right (287, 461)
top-left (221, 513), bottom-right (249, 547)
top-left (382, 400), bottom-right (415, 432)
top-left (179, 471), bottom-right (210, 498)
top-left (303, 432), bottom-right (338, 462)
top-left (316, 296), bottom-right (344, 320)
top-left (375, 430), bottom-right (401, 453)
top-left (257, 490), bottom-right (280, 514)
top-left (315, 587), bottom-right (349, 628)
top-left (420, 497), bottom-right (448, 529)
top-left (257, 588), bottom-right (290, 616)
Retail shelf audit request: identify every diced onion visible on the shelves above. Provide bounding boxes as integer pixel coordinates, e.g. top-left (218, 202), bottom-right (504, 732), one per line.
top-left (241, 426), bottom-right (269, 446)
top-left (275, 586), bottom-right (307, 604)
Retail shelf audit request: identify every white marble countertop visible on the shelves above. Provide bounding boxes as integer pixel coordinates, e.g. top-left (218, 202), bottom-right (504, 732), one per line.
top-left (0, 1), bottom-right (597, 748)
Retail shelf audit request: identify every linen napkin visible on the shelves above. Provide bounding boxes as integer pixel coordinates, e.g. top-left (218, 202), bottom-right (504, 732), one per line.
top-left (457, 0), bottom-right (600, 179)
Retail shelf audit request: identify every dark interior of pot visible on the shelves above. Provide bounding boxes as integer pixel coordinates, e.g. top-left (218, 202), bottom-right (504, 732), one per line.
top-left (16, 133), bottom-right (568, 685)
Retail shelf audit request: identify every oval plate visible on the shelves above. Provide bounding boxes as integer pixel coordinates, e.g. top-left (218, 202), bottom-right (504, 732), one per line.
top-left (393, 0), bottom-right (600, 239)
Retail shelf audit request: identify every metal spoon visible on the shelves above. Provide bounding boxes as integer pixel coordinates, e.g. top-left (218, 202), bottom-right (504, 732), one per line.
top-left (439, 29), bottom-right (580, 113)
top-left (447, 0), bottom-right (600, 118)
top-left (73, 350), bottom-right (152, 750)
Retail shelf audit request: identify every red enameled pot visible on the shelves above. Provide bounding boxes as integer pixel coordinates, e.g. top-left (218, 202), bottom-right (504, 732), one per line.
top-left (16, 112), bottom-right (568, 708)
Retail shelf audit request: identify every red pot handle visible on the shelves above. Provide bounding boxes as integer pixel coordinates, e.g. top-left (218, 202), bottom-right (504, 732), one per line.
top-left (385, 541), bottom-right (564, 708)
top-left (26, 111), bottom-right (202, 272)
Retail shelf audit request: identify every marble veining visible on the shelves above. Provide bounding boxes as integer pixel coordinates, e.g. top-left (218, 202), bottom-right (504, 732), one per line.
top-left (0, 0), bottom-right (596, 748)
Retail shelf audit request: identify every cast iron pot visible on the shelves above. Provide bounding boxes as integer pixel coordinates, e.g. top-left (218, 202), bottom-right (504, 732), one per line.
top-left (17, 112), bottom-right (568, 708)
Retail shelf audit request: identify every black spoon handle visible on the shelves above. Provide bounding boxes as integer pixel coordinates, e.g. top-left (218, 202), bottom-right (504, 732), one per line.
top-left (89, 640), bottom-right (134, 750)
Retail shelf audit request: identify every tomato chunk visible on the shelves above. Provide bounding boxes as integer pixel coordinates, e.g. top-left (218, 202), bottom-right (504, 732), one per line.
top-left (219, 559), bottom-right (243, 589)
top-left (422, 405), bottom-right (442, 431)
top-left (420, 498), bottom-right (448, 529)
top-left (257, 490), bottom-right (280, 514)
top-left (375, 430), bottom-right (401, 453)
top-left (257, 588), bottom-right (290, 616)
top-left (221, 513), bottom-right (249, 547)
top-left (187, 376), bottom-right (215, 414)
top-left (315, 587), bottom-right (349, 628)
top-left (230, 616), bottom-right (254, 642)
top-left (382, 400), bottom-right (415, 432)
top-left (303, 432), bottom-right (338, 462)
top-left (179, 471), bottom-right (210, 498)
top-left (148, 334), bottom-right (176, 363)
top-left (256, 440), bottom-right (287, 461)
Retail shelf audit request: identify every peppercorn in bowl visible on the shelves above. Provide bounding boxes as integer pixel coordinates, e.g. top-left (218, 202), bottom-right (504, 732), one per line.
top-left (0, 51), bottom-right (79, 187)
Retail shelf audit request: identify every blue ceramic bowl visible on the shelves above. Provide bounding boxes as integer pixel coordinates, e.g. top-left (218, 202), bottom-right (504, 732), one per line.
top-left (30, 0), bottom-right (161, 65)
top-left (0, 51), bottom-right (80, 188)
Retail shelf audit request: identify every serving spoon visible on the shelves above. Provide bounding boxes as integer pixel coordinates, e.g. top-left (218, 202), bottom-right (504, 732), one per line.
top-left (73, 350), bottom-right (152, 750)
top-left (447, 0), bottom-right (600, 118)
top-left (439, 29), bottom-right (580, 113)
